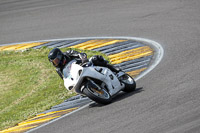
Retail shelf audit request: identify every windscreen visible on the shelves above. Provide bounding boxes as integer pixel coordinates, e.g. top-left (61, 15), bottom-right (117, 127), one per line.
top-left (63, 60), bottom-right (76, 79)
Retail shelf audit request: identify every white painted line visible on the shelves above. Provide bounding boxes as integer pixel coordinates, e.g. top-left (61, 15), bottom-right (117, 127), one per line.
top-left (129, 38), bottom-right (164, 81)
top-left (25, 102), bottom-right (94, 133)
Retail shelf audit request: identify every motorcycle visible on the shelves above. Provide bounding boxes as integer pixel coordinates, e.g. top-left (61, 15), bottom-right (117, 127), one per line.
top-left (63, 60), bottom-right (136, 104)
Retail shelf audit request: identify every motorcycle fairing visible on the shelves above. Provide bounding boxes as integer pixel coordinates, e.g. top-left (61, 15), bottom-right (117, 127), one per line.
top-left (63, 60), bottom-right (124, 96)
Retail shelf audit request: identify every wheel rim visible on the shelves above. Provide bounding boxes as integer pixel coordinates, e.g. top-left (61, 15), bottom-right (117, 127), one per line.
top-left (88, 87), bottom-right (110, 99)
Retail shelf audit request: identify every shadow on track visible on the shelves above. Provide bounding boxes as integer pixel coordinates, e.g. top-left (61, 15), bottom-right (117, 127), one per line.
top-left (89, 87), bottom-right (143, 107)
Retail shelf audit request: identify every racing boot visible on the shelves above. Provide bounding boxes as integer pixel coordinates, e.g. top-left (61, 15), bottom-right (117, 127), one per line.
top-left (106, 63), bottom-right (122, 73)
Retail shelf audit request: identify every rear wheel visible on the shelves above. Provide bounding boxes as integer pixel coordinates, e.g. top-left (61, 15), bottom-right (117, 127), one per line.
top-left (120, 74), bottom-right (136, 92)
top-left (83, 80), bottom-right (112, 104)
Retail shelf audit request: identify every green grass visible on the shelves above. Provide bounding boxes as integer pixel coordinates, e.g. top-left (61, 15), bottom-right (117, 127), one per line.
top-left (0, 47), bottom-right (109, 130)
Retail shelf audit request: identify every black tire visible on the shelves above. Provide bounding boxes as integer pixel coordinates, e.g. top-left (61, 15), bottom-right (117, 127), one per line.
top-left (120, 74), bottom-right (136, 92)
top-left (83, 80), bottom-right (112, 104)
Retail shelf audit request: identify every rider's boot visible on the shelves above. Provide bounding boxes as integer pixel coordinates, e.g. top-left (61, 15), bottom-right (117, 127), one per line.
top-left (89, 55), bottom-right (122, 73)
top-left (106, 63), bottom-right (121, 73)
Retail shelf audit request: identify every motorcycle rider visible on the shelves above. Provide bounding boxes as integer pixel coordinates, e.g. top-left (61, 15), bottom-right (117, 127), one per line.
top-left (48, 48), bottom-right (121, 79)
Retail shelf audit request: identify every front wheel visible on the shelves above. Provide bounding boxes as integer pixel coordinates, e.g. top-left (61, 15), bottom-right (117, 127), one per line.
top-left (120, 74), bottom-right (136, 92)
top-left (83, 80), bottom-right (112, 104)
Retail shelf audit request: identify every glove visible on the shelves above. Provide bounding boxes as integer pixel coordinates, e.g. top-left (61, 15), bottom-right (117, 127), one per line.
top-left (79, 53), bottom-right (88, 64)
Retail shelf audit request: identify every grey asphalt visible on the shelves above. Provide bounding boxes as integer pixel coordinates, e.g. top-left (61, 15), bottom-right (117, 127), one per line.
top-left (1, 0), bottom-right (200, 133)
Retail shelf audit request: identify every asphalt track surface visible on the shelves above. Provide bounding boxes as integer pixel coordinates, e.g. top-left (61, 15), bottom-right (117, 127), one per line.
top-left (1, 0), bottom-right (200, 133)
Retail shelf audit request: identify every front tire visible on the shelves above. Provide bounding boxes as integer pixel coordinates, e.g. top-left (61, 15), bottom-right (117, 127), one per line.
top-left (120, 74), bottom-right (136, 92)
top-left (83, 80), bottom-right (112, 104)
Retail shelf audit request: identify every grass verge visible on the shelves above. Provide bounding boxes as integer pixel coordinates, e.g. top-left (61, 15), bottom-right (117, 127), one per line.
top-left (0, 47), bottom-right (109, 130)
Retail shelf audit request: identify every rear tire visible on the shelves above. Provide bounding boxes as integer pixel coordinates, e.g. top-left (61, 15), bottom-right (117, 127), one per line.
top-left (120, 74), bottom-right (136, 92)
top-left (83, 80), bottom-right (112, 104)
